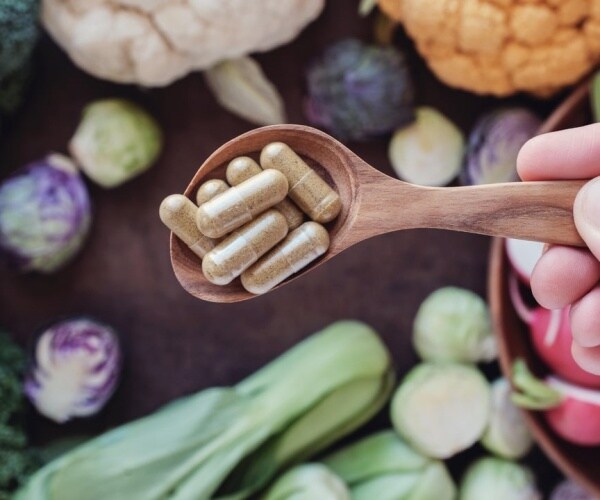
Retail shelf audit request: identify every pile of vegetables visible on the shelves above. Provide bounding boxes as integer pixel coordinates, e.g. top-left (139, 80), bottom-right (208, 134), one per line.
top-left (256, 287), bottom-right (551, 499)
top-left (507, 238), bottom-right (600, 446)
top-left (16, 321), bottom-right (394, 499)
top-left (0, 98), bottom-right (163, 274)
top-left (0, 332), bottom-right (41, 498)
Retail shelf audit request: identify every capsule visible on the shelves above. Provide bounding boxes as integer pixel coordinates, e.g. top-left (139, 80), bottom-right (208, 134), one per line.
top-left (226, 156), bottom-right (304, 230)
top-left (260, 142), bottom-right (341, 223)
top-left (241, 222), bottom-right (330, 294)
top-left (202, 209), bottom-right (288, 285)
top-left (196, 169), bottom-right (288, 238)
top-left (159, 195), bottom-right (217, 258)
top-left (196, 179), bottom-right (229, 205)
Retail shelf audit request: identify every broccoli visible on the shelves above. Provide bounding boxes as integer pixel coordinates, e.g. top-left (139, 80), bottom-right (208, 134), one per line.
top-left (0, 0), bottom-right (39, 79)
top-left (0, 0), bottom-right (39, 116)
top-left (0, 332), bottom-right (41, 497)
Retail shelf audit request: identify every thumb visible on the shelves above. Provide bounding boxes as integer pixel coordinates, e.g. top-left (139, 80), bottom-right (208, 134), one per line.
top-left (574, 177), bottom-right (600, 260)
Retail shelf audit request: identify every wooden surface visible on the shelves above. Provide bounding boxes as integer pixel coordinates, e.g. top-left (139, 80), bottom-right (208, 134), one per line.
top-left (490, 82), bottom-right (600, 496)
top-left (0, 0), bottom-right (569, 493)
top-left (175, 124), bottom-right (585, 303)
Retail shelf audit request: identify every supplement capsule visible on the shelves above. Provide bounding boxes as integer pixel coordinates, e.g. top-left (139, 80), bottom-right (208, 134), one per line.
top-left (202, 209), bottom-right (288, 285)
top-left (196, 169), bottom-right (288, 238)
top-left (241, 222), bottom-right (330, 294)
top-left (159, 195), bottom-right (216, 258)
top-left (260, 142), bottom-right (341, 223)
top-left (226, 156), bottom-right (304, 230)
top-left (196, 179), bottom-right (229, 205)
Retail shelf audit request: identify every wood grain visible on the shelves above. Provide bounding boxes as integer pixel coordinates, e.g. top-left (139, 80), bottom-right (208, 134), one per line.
top-left (173, 124), bottom-right (586, 303)
top-left (489, 80), bottom-right (600, 496)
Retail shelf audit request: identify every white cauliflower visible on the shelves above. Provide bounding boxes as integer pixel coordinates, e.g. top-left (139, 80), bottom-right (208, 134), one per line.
top-left (42, 0), bottom-right (324, 86)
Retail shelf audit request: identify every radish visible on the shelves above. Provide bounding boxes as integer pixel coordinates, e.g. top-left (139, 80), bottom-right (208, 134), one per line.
top-left (512, 360), bottom-right (600, 446)
top-left (505, 238), bottom-right (544, 285)
top-left (509, 275), bottom-right (600, 389)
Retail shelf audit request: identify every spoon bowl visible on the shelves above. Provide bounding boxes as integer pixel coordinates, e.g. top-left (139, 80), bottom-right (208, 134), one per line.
top-left (171, 124), bottom-right (586, 303)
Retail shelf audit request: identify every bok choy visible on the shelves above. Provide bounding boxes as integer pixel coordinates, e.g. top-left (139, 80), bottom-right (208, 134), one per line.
top-left (16, 321), bottom-right (394, 500)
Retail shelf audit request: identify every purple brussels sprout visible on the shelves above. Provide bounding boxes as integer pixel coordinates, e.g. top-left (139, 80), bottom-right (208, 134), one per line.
top-left (0, 154), bottom-right (91, 273)
top-left (462, 108), bottom-right (541, 185)
top-left (305, 38), bottom-right (415, 142)
top-left (24, 318), bottom-right (122, 423)
top-left (550, 480), bottom-right (596, 500)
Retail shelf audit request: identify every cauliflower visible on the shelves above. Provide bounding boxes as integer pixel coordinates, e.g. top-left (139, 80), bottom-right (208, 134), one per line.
top-left (378, 0), bottom-right (600, 96)
top-left (41, 0), bottom-right (324, 86)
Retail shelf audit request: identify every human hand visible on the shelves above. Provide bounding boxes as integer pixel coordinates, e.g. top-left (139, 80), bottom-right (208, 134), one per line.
top-left (517, 123), bottom-right (600, 375)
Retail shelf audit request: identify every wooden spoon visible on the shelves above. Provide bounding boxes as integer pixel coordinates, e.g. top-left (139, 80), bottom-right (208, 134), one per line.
top-left (171, 124), bottom-right (586, 303)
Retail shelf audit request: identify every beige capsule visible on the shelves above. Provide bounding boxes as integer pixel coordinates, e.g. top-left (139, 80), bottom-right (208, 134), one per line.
top-left (196, 169), bottom-right (288, 238)
top-left (202, 209), bottom-right (288, 286)
top-left (260, 142), bottom-right (341, 223)
top-left (226, 156), bottom-right (304, 230)
top-left (159, 195), bottom-right (217, 259)
top-left (196, 179), bottom-right (229, 205)
top-left (241, 222), bottom-right (330, 294)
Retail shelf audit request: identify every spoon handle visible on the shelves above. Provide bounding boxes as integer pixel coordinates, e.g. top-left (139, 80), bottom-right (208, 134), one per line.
top-left (413, 180), bottom-right (587, 246)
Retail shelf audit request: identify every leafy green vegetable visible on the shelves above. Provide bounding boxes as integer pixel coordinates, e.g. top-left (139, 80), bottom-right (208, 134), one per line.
top-left (323, 431), bottom-right (456, 500)
top-left (262, 464), bottom-right (350, 500)
top-left (0, 0), bottom-right (39, 116)
top-left (0, 332), bottom-right (41, 498)
top-left (16, 321), bottom-right (394, 500)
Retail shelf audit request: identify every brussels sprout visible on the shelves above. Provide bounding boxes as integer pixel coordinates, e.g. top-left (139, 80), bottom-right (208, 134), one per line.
top-left (389, 107), bottom-right (464, 187)
top-left (462, 108), bottom-right (541, 185)
top-left (459, 457), bottom-right (540, 500)
top-left (0, 154), bottom-right (91, 273)
top-left (391, 362), bottom-right (491, 459)
top-left (305, 38), bottom-right (414, 141)
top-left (413, 287), bottom-right (496, 363)
top-left (262, 464), bottom-right (350, 500)
top-left (481, 378), bottom-right (533, 459)
top-left (69, 99), bottom-right (162, 188)
top-left (24, 317), bottom-right (122, 423)
top-left (551, 480), bottom-right (596, 500)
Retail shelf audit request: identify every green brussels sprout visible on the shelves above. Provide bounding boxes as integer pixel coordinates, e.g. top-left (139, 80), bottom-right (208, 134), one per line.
top-left (391, 362), bottom-right (491, 459)
top-left (262, 464), bottom-right (350, 500)
top-left (459, 457), bottom-right (540, 500)
top-left (481, 378), bottom-right (533, 459)
top-left (413, 287), bottom-right (496, 363)
top-left (69, 99), bottom-right (162, 188)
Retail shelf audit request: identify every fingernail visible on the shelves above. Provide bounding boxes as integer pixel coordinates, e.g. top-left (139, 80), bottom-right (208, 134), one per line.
top-left (577, 177), bottom-right (600, 231)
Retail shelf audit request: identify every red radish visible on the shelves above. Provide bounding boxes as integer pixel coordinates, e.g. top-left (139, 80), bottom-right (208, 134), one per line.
top-left (512, 360), bottom-right (600, 447)
top-left (509, 275), bottom-right (600, 389)
top-left (506, 238), bottom-right (544, 284)
top-left (544, 377), bottom-right (600, 446)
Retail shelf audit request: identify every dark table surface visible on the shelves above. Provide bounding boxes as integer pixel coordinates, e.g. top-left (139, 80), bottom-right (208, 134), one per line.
top-left (0, 0), bottom-right (569, 494)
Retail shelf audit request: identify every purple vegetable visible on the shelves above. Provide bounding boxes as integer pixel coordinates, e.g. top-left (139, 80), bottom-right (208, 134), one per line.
top-left (462, 108), bottom-right (541, 185)
top-left (24, 318), bottom-right (121, 423)
top-left (0, 154), bottom-right (91, 273)
top-left (550, 480), bottom-right (596, 500)
top-left (305, 38), bottom-right (415, 141)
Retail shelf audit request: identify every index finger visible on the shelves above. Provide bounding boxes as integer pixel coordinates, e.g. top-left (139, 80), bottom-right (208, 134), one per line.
top-left (517, 123), bottom-right (600, 181)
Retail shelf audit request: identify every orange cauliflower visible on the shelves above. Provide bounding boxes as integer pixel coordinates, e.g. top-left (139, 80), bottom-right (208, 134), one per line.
top-left (378, 0), bottom-right (600, 96)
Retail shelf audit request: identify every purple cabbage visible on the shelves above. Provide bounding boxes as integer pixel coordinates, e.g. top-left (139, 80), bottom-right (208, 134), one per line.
top-left (0, 154), bottom-right (91, 273)
top-left (24, 317), bottom-right (122, 423)
top-left (305, 38), bottom-right (415, 141)
top-left (462, 108), bottom-right (541, 185)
